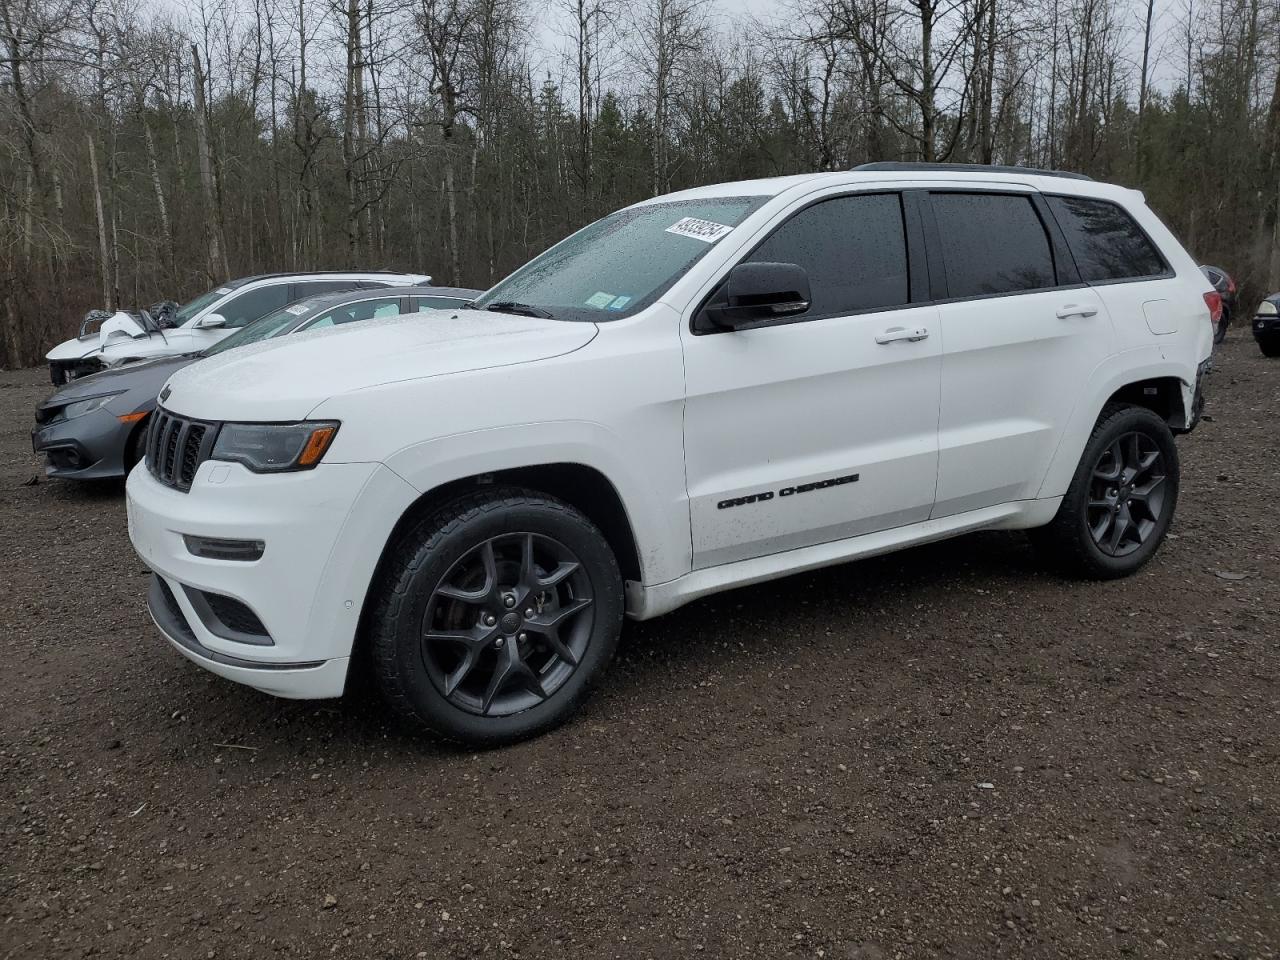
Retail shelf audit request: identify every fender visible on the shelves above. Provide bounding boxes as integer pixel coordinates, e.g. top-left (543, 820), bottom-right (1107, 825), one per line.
top-left (1035, 345), bottom-right (1194, 499)
top-left (380, 419), bottom-right (692, 588)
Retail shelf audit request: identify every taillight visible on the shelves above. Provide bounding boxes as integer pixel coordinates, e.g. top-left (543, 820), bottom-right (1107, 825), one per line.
top-left (1204, 290), bottom-right (1223, 325)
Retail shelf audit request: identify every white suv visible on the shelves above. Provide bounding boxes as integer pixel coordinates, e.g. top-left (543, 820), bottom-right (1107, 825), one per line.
top-left (126, 164), bottom-right (1215, 744)
top-left (46, 271), bottom-right (430, 383)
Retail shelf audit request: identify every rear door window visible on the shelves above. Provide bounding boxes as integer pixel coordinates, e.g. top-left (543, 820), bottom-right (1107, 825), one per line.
top-left (295, 279), bottom-right (365, 298)
top-left (416, 296), bottom-right (469, 311)
top-left (217, 283), bottom-right (293, 328)
top-left (745, 192), bottom-right (911, 317)
top-left (1045, 195), bottom-right (1167, 282)
top-left (304, 297), bottom-right (402, 331)
top-left (929, 193), bottom-right (1056, 298)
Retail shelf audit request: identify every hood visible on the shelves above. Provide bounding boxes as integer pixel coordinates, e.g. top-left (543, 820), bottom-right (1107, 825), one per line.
top-left (160, 309), bottom-right (599, 422)
top-left (40, 354), bottom-right (195, 408)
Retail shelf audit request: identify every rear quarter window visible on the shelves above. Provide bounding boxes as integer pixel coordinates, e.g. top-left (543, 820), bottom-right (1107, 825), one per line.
top-left (1046, 196), bottom-right (1168, 282)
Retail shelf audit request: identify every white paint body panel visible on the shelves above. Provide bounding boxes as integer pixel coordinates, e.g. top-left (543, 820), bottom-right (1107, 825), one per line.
top-left (125, 169), bottom-right (1213, 699)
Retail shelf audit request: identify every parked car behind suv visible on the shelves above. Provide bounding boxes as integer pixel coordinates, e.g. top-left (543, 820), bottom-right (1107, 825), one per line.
top-left (33, 287), bottom-right (478, 481)
top-left (45, 271), bottom-right (431, 384)
top-left (1252, 292), bottom-right (1280, 356)
top-left (127, 164), bottom-right (1214, 745)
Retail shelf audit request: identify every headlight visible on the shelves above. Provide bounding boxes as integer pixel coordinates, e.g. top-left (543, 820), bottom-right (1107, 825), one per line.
top-left (61, 392), bottom-right (122, 420)
top-left (1257, 300), bottom-right (1278, 317)
top-left (211, 421), bottom-right (340, 473)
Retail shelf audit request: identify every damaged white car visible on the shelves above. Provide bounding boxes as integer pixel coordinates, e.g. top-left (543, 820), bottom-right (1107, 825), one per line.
top-left (45, 271), bottom-right (430, 384)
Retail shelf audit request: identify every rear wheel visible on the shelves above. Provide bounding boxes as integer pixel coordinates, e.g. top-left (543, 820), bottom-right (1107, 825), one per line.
top-left (1213, 309), bottom-right (1229, 344)
top-left (1030, 404), bottom-right (1179, 579)
top-left (1259, 335), bottom-right (1280, 358)
top-left (369, 488), bottom-right (624, 745)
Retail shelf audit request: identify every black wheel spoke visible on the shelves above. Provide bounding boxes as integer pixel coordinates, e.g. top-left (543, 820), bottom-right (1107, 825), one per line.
top-left (537, 561), bottom-right (580, 589)
top-left (1086, 429), bottom-right (1167, 558)
top-left (422, 531), bottom-right (594, 717)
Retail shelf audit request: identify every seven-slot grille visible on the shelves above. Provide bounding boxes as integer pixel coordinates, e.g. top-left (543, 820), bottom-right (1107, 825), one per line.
top-left (146, 408), bottom-right (217, 491)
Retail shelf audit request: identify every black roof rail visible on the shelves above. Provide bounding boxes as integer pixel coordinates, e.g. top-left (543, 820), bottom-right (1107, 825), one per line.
top-left (853, 161), bottom-right (1093, 182)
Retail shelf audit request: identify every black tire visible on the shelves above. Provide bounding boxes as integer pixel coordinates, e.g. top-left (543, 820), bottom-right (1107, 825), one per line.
top-left (1259, 335), bottom-right (1280, 358)
top-left (1030, 404), bottom-right (1179, 579)
top-left (50, 364), bottom-right (67, 387)
top-left (369, 487), bottom-right (624, 745)
top-left (125, 418), bottom-right (150, 470)
top-left (1213, 315), bottom-right (1228, 345)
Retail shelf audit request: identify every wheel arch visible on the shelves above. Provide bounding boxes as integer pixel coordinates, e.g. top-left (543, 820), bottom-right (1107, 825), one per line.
top-left (1036, 352), bottom-right (1195, 500)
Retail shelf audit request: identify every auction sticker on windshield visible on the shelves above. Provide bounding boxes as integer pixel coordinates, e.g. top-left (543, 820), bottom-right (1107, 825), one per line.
top-left (665, 217), bottom-right (733, 243)
top-left (585, 292), bottom-right (617, 308)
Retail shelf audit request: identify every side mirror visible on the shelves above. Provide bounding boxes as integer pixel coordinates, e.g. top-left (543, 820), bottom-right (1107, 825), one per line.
top-left (195, 312), bottom-right (228, 329)
top-left (707, 262), bottom-right (812, 331)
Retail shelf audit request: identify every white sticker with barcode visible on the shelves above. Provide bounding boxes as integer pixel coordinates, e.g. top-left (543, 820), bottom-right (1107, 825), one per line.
top-left (665, 217), bottom-right (733, 243)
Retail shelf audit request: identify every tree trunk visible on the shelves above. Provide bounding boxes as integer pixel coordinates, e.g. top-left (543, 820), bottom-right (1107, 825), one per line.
top-left (191, 44), bottom-right (228, 283)
top-left (88, 133), bottom-right (112, 309)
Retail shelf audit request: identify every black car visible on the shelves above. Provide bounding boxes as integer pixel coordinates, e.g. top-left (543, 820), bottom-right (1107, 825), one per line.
top-left (1253, 292), bottom-right (1280, 357)
top-left (31, 286), bottom-right (479, 480)
top-left (1199, 265), bottom-right (1238, 345)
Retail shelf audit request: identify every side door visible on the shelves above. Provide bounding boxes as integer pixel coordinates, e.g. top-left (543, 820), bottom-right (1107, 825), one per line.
top-left (923, 189), bottom-right (1114, 518)
top-left (681, 190), bottom-right (942, 570)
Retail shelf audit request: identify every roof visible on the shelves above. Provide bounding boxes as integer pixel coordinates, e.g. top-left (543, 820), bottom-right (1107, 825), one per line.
top-left (227, 270), bottom-right (433, 286)
top-left (637, 165), bottom-right (1132, 207)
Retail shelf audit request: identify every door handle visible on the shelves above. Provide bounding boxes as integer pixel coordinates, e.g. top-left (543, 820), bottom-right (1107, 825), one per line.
top-left (1056, 304), bottom-right (1099, 319)
top-left (875, 325), bottom-right (930, 344)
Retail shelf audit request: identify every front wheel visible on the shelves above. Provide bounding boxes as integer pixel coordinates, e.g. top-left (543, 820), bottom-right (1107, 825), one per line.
top-left (369, 487), bottom-right (624, 745)
top-left (1030, 404), bottom-right (1179, 579)
top-left (1259, 335), bottom-right (1280, 358)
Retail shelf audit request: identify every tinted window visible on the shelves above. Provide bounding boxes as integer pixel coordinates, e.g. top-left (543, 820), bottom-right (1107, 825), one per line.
top-left (295, 279), bottom-right (364, 298)
top-left (304, 297), bottom-right (401, 331)
top-left (931, 193), bottom-right (1056, 297)
top-left (218, 283), bottom-right (293, 328)
top-left (1047, 195), bottom-right (1166, 282)
top-left (747, 193), bottom-right (909, 315)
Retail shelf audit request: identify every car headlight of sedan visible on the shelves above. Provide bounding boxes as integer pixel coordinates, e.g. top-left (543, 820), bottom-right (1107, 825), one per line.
top-left (211, 421), bottom-right (340, 473)
top-left (1257, 300), bottom-right (1278, 317)
top-left (61, 392), bottom-right (123, 420)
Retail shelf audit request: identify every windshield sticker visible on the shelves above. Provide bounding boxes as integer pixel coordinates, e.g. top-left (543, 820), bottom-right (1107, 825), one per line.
top-left (585, 291), bottom-right (617, 309)
top-left (214, 287), bottom-right (233, 295)
top-left (665, 217), bottom-right (733, 243)
top-left (607, 295), bottom-right (632, 311)
top-left (285, 303), bottom-right (310, 315)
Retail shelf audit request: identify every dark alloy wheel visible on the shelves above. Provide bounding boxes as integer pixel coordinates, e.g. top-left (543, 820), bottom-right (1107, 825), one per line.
top-left (370, 487), bottom-right (624, 745)
top-left (1085, 431), bottom-right (1169, 558)
top-left (1030, 403), bottom-right (1179, 579)
top-left (422, 532), bottom-right (595, 717)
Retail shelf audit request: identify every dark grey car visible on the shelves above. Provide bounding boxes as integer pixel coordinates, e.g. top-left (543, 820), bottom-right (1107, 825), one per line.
top-left (32, 286), bottom-right (480, 480)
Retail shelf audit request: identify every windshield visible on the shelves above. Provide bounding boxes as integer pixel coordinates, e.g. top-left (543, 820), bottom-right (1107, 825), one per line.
top-left (199, 302), bottom-right (314, 357)
top-left (472, 197), bottom-right (766, 322)
top-left (174, 283), bottom-right (240, 326)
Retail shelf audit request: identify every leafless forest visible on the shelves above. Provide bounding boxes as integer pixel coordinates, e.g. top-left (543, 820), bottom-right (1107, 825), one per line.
top-left (0, 0), bottom-right (1277, 367)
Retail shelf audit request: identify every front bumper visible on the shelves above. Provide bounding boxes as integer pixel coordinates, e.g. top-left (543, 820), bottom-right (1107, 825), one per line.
top-left (31, 408), bottom-right (134, 480)
top-left (1252, 314), bottom-right (1280, 340)
top-left (126, 457), bottom-right (418, 699)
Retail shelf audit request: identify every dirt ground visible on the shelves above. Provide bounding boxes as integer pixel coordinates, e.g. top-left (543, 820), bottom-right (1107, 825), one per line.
top-left (2, 334), bottom-right (1277, 960)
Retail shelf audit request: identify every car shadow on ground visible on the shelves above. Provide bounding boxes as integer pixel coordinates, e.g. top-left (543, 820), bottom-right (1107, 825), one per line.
top-left (165, 529), bottom-right (1054, 758)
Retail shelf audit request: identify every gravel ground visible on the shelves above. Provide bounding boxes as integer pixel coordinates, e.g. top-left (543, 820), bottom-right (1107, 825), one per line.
top-left (2, 335), bottom-right (1278, 960)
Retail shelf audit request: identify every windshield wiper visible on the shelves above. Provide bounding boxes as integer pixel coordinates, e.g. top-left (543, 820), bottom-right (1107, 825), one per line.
top-left (483, 301), bottom-right (555, 320)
